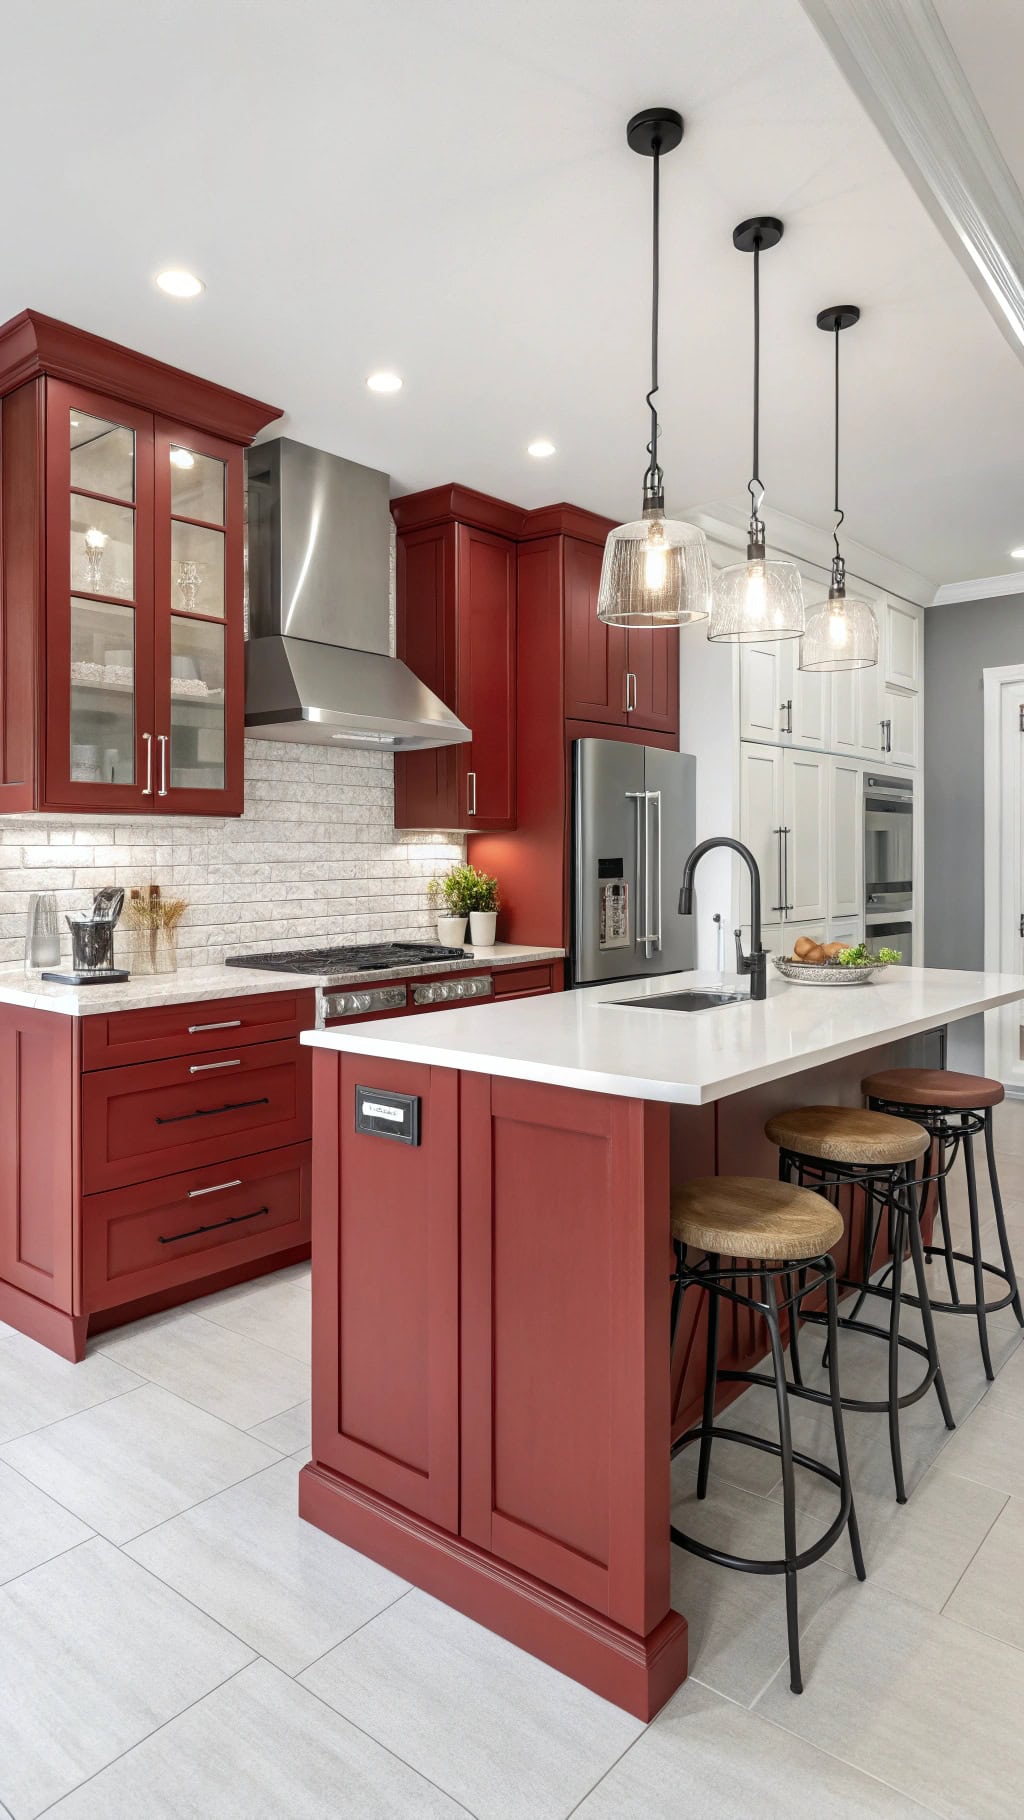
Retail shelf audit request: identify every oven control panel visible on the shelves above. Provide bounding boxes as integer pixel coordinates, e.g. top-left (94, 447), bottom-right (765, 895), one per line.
top-left (323, 984), bottom-right (408, 1022)
top-left (413, 975), bottom-right (493, 1007)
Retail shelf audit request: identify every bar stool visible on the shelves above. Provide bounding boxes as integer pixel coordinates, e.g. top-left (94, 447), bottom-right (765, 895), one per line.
top-left (670, 1176), bottom-right (865, 1695)
top-left (862, 1069), bottom-right (1024, 1380)
top-left (764, 1106), bottom-right (954, 1504)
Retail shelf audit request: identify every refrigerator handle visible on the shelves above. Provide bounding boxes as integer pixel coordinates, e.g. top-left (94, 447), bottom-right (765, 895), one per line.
top-left (625, 791), bottom-right (648, 947)
top-left (648, 790), bottom-right (662, 952)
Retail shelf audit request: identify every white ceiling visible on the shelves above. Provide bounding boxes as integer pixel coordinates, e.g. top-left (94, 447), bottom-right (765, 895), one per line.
top-left (2, 0), bottom-right (1023, 589)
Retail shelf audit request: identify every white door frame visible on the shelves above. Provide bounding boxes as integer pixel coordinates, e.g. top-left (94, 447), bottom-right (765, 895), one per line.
top-left (983, 663), bottom-right (1024, 1092)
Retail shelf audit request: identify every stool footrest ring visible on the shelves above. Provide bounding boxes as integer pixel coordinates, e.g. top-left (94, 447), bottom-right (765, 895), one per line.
top-left (671, 1426), bottom-right (852, 1574)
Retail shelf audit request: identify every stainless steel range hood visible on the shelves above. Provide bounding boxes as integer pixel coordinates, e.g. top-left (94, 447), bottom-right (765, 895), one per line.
top-left (244, 438), bottom-right (470, 750)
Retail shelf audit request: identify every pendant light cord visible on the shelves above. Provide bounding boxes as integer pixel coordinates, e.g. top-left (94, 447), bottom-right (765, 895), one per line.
top-left (748, 236), bottom-right (764, 523)
top-left (832, 324), bottom-right (845, 560)
top-left (644, 142), bottom-right (664, 506)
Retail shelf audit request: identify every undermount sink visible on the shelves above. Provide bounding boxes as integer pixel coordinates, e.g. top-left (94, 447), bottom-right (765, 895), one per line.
top-left (608, 988), bottom-right (750, 1012)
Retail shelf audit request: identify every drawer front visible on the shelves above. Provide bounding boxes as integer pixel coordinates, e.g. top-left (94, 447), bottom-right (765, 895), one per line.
top-left (492, 964), bottom-right (555, 998)
top-left (82, 1143), bottom-right (311, 1312)
top-left (82, 1038), bottom-right (311, 1193)
top-left (81, 990), bottom-right (315, 1071)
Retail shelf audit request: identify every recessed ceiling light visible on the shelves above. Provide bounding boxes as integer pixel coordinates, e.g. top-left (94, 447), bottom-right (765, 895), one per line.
top-left (170, 447), bottom-right (196, 469)
top-left (367, 371), bottom-right (402, 394)
top-left (1011, 547), bottom-right (1024, 559)
top-left (527, 439), bottom-right (556, 459)
top-left (156, 269), bottom-right (204, 299)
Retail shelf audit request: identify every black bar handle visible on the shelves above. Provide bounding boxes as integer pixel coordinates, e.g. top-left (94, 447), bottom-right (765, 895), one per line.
top-left (158, 1205), bottom-right (270, 1246)
top-left (155, 1095), bottom-right (270, 1127)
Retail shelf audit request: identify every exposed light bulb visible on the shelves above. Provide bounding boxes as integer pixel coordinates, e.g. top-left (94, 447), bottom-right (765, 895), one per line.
top-left (84, 527), bottom-right (107, 551)
top-left (644, 519), bottom-right (667, 591)
top-left (828, 603), bottom-right (850, 648)
top-left (170, 447), bottom-right (195, 470)
top-left (742, 561), bottom-right (768, 627)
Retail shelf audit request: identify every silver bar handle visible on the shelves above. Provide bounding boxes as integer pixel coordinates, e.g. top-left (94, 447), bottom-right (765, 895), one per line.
top-left (782, 825), bottom-right (792, 914)
top-left (648, 790), bottom-right (662, 951)
top-left (781, 699), bottom-right (792, 735)
top-left (187, 1178), bottom-right (242, 1199)
top-left (466, 770), bottom-right (477, 816)
top-left (625, 671), bottom-right (637, 713)
top-left (157, 733), bottom-right (169, 797)
top-left (188, 1058), bottom-right (242, 1074)
top-left (771, 826), bottom-right (784, 915)
top-left (626, 791), bottom-right (647, 946)
top-left (188, 1019), bottom-right (242, 1034)
top-left (141, 732), bottom-right (153, 796)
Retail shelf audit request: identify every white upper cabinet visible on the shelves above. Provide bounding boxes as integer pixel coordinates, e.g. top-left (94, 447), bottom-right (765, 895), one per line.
top-left (884, 600), bottom-right (922, 693)
top-left (883, 686), bottom-right (919, 770)
top-left (829, 756), bottom-right (864, 917)
top-left (784, 749), bottom-right (829, 923)
top-left (738, 641), bottom-right (790, 744)
top-left (738, 741), bottom-right (785, 924)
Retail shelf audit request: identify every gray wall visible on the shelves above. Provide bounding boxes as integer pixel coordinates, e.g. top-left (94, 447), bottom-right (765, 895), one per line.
top-left (924, 591), bottom-right (1024, 1067)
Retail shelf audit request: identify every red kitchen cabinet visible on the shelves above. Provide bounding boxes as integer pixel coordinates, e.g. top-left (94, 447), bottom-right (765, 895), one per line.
top-left (627, 622), bottom-right (680, 735)
top-left (562, 534), bottom-right (679, 733)
top-left (0, 310), bottom-right (279, 816)
top-left (393, 490), bottom-right (517, 831)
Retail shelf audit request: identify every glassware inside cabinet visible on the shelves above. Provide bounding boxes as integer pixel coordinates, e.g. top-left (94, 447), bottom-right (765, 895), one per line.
top-left (69, 599), bottom-right (136, 783)
top-left (70, 494), bottom-right (135, 596)
top-left (171, 520), bottom-right (225, 618)
top-left (169, 615), bottom-right (224, 790)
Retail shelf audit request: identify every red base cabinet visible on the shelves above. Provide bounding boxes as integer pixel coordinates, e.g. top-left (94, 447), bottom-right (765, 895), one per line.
top-left (300, 1048), bottom-right (688, 1720)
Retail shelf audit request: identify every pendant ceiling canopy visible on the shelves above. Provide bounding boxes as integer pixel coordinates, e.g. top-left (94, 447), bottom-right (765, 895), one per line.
top-left (800, 305), bottom-right (879, 673)
top-left (709, 217), bottom-right (805, 644)
top-left (596, 108), bottom-right (713, 631)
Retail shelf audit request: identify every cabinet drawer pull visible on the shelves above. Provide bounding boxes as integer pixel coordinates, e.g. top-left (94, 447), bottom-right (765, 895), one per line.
top-left (157, 732), bottom-right (169, 797)
top-left (159, 1205), bottom-right (269, 1246)
top-left (466, 770), bottom-right (477, 816)
top-left (187, 1019), bottom-right (242, 1034)
top-left (155, 1095), bottom-right (270, 1126)
top-left (141, 732), bottom-right (153, 796)
top-left (188, 1058), bottom-right (242, 1074)
top-left (187, 1178), bottom-right (243, 1199)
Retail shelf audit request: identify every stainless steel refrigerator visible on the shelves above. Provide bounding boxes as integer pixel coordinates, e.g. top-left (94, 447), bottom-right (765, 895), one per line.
top-left (570, 738), bottom-right (697, 986)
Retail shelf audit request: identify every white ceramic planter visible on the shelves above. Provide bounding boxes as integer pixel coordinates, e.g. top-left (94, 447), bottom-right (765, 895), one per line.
top-left (436, 915), bottom-right (468, 948)
top-left (469, 911), bottom-right (497, 947)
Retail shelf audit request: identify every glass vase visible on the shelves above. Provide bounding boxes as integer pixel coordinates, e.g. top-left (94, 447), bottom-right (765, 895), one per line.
top-left (154, 925), bottom-right (178, 974)
top-left (132, 926), bottom-right (156, 975)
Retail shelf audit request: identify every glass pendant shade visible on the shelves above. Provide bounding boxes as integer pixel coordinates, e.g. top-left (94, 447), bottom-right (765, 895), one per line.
top-left (799, 594), bottom-right (878, 671)
top-left (708, 556), bottom-right (805, 642)
top-left (597, 512), bottom-right (713, 628)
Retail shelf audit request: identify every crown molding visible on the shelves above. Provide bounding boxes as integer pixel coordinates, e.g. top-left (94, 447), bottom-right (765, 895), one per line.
top-left (932, 570), bottom-right (1024, 605)
top-left (684, 500), bottom-right (935, 606)
top-left (800, 0), bottom-right (1024, 361)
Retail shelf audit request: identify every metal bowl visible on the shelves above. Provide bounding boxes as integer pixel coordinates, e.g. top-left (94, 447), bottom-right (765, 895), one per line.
top-left (772, 955), bottom-right (879, 986)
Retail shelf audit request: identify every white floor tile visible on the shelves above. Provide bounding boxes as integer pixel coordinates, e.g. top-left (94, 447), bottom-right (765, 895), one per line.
top-left (0, 1537), bottom-right (252, 1819)
top-left (755, 1577), bottom-right (1024, 1819)
top-left (126, 1456), bottom-right (409, 1673)
top-left (44, 1658), bottom-right (465, 1819)
top-left (96, 1311), bottom-right (310, 1428)
top-left (0, 1460), bottom-right (93, 1583)
top-left (248, 1399), bottom-right (311, 1455)
top-left (573, 1677), bottom-right (933, 1819)
top-left (943, 1493), bottom-right (1024, 1650)
top-left (197, 1272), bottom-right (311, 1364)
top-left (1, 1384), bottom-right (280, 1543)
top-left (669, 1479), bottom-right (849, 1706)
top-left (936, 1384), bottom-right (1024, 1498)
top-left (0, 1334), bottom-right (143, 1444)
top-left (300, 1589), bottom-right (644, 1820)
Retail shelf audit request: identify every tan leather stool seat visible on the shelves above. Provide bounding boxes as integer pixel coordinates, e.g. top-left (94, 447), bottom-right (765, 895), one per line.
top-left (764, 1104), bottom-right (929, 1166)
top-left (862, 1067), bottom-right (1004, 1111)
top-left (671, 1176), bottom-right (844, 1262)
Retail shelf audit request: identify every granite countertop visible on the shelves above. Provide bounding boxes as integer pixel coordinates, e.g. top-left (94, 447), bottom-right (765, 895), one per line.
top-left (301, 965), bottom-right (1024, 1106)
top-left (0, 944), bottom-right (565, 1016)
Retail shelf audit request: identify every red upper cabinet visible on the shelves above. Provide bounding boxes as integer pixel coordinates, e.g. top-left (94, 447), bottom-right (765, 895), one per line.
top-left (0, 311), bottom-right (279, 815)
top-left (394, 489), bottom-right (517, 833)
top-left (562, 534), bottom-right (679, 735)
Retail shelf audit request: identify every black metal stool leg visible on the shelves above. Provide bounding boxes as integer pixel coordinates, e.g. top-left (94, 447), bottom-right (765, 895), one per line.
top-left (696, 1252), bottom-right (720, 1499)
top-left (904, 1164), bottom-right (956, 1430)
top-left (986, 1108), bottom-right (1024, 1328)
top-left (887, 1192), bottom-right (908, 1504)
top-left (963, 1129), bottom-right (994, 1380)
top-left (787, 1269), bottom-right (804, 1387)
top-left (670, 1239), bottom-right (685, 1355)
top-left (935, 1159), bottom-right (960, 1305)
top-left (822, 1261), bottom-right (866, 1580)
top-left (765, 1273), bottom-right (802, 1694)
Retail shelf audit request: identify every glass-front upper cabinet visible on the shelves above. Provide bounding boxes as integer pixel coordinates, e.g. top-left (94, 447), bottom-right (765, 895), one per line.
top-left (153, 419), bottom-right (244, 812)
top-left (45, 382), bottom-right (156, 812)
top-left (42, 384), bottom-right (243, 815)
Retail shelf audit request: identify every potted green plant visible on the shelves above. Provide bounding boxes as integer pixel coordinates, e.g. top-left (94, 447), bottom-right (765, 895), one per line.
top-left (466, 867), bottom-right (501, 947)
top-left (428, 865), bottom-right (475, 948)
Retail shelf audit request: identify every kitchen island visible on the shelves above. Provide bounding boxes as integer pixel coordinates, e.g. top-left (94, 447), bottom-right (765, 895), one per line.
top-left (299, 966), bottom-right (1024, 1719)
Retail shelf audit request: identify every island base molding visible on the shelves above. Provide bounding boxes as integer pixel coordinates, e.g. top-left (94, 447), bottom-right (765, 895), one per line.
top-left (299, 1461), bottom-right (689, 1719)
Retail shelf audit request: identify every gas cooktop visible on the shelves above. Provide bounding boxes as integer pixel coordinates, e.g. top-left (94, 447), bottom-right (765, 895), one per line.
top-left (225, 941), bottom-right (466, 976)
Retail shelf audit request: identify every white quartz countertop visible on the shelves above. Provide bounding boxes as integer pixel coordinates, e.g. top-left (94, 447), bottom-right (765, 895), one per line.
top-left (0, 945), bottom-right (564, 1017)
top-left (300, 966), bottom-right (1024, 1105)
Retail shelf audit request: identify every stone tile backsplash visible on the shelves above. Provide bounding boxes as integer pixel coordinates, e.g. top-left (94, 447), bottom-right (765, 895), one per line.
top-left (0, 742), bottom-right (465, 969)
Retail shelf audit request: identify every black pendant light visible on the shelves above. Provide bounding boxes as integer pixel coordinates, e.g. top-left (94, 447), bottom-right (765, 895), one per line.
top-left (800, 305), bottom-right (879, 672)
top-left (596, 108), bottom-right (713, 628)
top-left (708, 217), bottom-right (805, 642)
